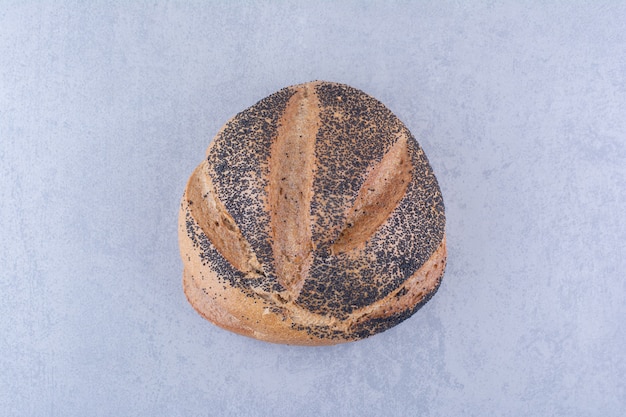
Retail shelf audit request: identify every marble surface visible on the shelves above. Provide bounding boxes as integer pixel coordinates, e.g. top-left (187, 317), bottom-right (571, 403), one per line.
top-left (1, 2), bottom-right (625, 416)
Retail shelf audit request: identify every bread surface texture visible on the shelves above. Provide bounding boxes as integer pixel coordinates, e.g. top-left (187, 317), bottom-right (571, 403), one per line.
top-left (179, 81), bottom-right (446, 345)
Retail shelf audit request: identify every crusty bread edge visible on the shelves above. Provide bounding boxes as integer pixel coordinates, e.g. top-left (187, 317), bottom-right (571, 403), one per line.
top-left (180, 184), bottom-right (447, 345)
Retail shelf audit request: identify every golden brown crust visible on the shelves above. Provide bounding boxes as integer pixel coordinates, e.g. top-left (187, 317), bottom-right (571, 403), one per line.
top-left (179, 81), bottom-right (446, 345)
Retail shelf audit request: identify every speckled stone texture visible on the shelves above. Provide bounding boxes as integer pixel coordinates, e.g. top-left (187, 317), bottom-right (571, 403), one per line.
top-left (1, 1), bottom-right (625, 416)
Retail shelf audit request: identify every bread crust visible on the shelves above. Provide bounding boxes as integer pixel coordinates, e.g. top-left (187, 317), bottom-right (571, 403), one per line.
top-left (179, 81), bottom-right (446, 345)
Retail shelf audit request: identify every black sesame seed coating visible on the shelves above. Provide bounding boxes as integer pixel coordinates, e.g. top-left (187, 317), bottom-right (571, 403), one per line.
top-left (205, 87), bottom-right (296, 293)
top-left (185, 211), bottom-right (269, 294)
top-left (310, 83), bottom-right (403, 248)
top-left (349, 274), bottom-right (443, 339)
top-left (291, 271), bottom-right (443, 342)
top-left (183, 81), bottom-right (446, 342)
top-left (295, 84), bottom-right (445, 317)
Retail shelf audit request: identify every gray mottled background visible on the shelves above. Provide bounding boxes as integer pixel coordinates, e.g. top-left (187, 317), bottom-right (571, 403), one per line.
top-left (1, 1), bottom-right (625, 416)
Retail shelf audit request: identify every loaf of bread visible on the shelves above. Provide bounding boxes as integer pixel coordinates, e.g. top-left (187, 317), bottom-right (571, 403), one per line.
top-left (179, 81), bottom-right (446, 345)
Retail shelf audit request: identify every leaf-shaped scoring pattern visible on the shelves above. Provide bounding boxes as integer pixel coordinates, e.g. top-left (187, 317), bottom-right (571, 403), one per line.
top-left (181, 81), bottom-right (446, 344)
top-left (186, 161), bottom-right (264, 277)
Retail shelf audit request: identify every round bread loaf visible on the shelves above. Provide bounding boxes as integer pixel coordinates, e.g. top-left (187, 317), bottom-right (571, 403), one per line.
top-left (179, 81), bottom-right (446, 345)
